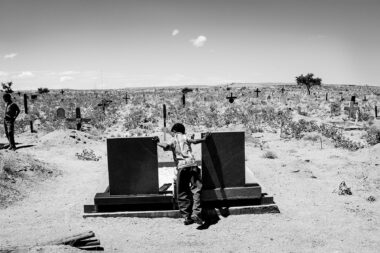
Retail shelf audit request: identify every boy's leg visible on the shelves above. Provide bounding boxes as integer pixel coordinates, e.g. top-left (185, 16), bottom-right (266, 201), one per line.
top-left (8, 122), bottom-right (16, 148)
top-left (176, 167), bottom-right (193, 219)
top-left (4, 122), bottom-right (10, 144)
top-left (190, 166), bottom-right (203, 219)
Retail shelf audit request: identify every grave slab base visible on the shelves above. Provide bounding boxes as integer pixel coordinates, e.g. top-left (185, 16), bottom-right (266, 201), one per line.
top-left (83, 201), bottom-right (279, 218)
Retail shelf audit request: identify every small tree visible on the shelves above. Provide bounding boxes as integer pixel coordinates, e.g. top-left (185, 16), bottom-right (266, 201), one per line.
top-left (1, 81), bottom-right (14, 93)
top-left (37, 87), bottom-right (50, 94)
top-left (295, 73), bottom-right (322, 95)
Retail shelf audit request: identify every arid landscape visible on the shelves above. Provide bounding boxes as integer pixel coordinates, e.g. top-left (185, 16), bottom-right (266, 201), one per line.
top-left (1, 84), bottom-right (380, 252)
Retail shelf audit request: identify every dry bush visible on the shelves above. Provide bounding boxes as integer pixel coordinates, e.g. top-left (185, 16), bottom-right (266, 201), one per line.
top-left (262, 150), bottom-right (278, 159)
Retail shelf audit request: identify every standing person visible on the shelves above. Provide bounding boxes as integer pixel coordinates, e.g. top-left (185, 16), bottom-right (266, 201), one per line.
top-left (3, 93), bottom-right (20, 151)
top-left (153, 123), bottom-right (211, 225)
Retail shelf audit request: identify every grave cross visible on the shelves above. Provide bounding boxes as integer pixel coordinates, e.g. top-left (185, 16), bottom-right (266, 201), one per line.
top-left (254, 88), bottom-right (261, 98)
top-left (226, 92), bottom-right (237, 103)
top-left (66, 107), bottom-right (91, 131)
top-left (182, 93), bottom-right (186, 106)
top-left (363, 95), bottom-right (368, 102)
top-left (23, 94), bottom-right (34, 133)
top-left (281, 87), bottom-right (285, 94)
top-left (60, 90), bottom-right (65, 95)
top-left (326, 92), bottom-right (328, 101)
top-left (123, 93), bottom-right (130, 104)
top-left (97, 99), bottom-right (112, 112)
top-left (375, 105), bottom-right (378, 118)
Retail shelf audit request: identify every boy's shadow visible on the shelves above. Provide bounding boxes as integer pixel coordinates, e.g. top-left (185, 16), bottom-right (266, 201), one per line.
top-left (196, 207), bottom-right (230, 230)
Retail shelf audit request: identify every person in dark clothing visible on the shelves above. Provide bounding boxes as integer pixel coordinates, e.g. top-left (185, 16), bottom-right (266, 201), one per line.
top-left (153, 123), bottom-right (211, 225)
top-left (3, 93), bottom-right (20, 151)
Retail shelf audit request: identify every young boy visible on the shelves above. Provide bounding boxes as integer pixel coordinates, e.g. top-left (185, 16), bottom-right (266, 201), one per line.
top-left (153, 123), bottom-right (210, 225)
top-left (3, 93), bottom-right (20, 151)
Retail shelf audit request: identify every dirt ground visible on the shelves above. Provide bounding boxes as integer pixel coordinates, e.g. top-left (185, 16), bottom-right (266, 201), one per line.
top-left (0, 129), bottom-right (379, 253)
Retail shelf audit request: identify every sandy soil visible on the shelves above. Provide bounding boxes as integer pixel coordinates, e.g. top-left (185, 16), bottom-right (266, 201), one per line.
top-left (0, 130), bottom-right (379, 253)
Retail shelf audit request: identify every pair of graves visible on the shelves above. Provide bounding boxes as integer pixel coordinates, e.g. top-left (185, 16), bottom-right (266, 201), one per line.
top-left (85, 131), bottom-right (275, 214)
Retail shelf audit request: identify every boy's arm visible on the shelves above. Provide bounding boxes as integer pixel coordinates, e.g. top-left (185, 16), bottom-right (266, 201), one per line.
top-left (152, 136), bottom-right (171, 150)
top-left (187, 132), bottom-right (211, 144)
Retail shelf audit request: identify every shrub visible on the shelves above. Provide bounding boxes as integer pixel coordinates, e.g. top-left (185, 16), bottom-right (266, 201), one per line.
top-left (262, 151), bottom-right (278, 159)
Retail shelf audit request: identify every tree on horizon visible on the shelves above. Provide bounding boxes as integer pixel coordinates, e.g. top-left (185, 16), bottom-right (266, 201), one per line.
top-left (295, 73), bottom-right (322, 95)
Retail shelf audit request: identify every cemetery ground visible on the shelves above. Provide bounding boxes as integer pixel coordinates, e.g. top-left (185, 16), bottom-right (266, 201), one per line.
top-left (0, 128), bottom-right (379, 252)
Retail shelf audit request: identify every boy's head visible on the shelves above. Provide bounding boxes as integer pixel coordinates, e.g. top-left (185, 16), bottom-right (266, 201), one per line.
top-left (3, 93), bottom-right (12, 103)
top-left (171, 123), bottom-right (185, 135)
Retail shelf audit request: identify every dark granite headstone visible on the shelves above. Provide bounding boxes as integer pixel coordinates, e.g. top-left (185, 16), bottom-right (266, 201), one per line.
top-left (201, 132), bottom-right (245, 189)
top-left (57, 108), bottom-right (65, 119)
top-left (107, 137), bottom-right (158, 195)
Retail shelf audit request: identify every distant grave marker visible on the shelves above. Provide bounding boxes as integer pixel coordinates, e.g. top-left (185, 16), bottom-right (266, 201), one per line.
top-left (363, 95), bottom-right (368, 102)
top-left (23, 94), bottom-right (34, 133)
top-left (57, 108), bottom-right (66, 119)
top-left (60, 90), bottom-right (65, 95)
top-left (254, 88), bottom-right (261, 98)
top-left (281, 87), bottom-right (285, 94)
top-left (375, 105), bottom-right (378, 118)
top-left (98, 99), bottom-right (112, 112)
top-left (226, 92), bottom-right (237, 103)
top-left (66, 107), bottom-right (91, 130)
top-left (182, 93), bottom-right (186, 106)
top-left (326, 92), bottom-right (328, 101)
top-left (31, 94), bottom-right (38, 100)
top-left (123, 93), bottom-right (130, 104)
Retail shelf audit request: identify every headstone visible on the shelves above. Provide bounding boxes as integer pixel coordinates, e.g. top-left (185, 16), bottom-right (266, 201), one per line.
top-left (201, 132), bottom-right (245, 189)
top-left (57, 108), bottom-right (66, 119)
top-left (107, 138), bottom-right (158, 195)
top-left (201, 131), bottom-right (262, 202)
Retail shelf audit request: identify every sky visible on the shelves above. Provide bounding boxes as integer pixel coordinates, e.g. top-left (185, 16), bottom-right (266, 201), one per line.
top-left (0, 0), bottom-right (379, 90)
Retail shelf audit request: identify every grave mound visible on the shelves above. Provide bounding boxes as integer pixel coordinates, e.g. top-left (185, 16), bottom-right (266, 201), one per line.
top-left (38, 130), bottom-right (100, 146)
top-left (0, 151), bottom-right (57, 208)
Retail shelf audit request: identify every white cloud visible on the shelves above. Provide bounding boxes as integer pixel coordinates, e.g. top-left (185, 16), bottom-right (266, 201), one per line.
top-left (190, 35), bottom-right (207, 48)
top-left (0, 71), bottom-right (9, 77)
top-left (60, 71), bottom-right (80, 75)
top-left (60, 76), bottom-right (74, 82)
top-left (4, 53), bottom-right (18, 59)
top-left (17, 71), bottom-right (34, 78)
top-left (172, 29), bottom-right (179, 36)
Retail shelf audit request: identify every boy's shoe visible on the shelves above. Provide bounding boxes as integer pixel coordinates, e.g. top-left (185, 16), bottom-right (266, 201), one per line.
top-left (8, 146), bottom-right (16, 151)
top-left (183, 218), bottom-right (194, 225)
top-left (191, 214), bottom-right (204, 225)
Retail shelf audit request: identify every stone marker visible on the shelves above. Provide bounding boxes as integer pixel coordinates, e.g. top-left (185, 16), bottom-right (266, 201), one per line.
top-left (57, 108), bottom-right (65, 119)
top-left (107, 137), bottom-right (159, 195)
top-left (202, 132), bottom-right (245, 189)
top-left (201, 131), bottom-right (262, 202)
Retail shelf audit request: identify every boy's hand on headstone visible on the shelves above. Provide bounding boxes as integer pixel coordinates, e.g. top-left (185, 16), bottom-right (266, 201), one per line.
top-left (204, 132), bottom-right (212, 139)
top-left (152, 136), bottom-right (160, 143)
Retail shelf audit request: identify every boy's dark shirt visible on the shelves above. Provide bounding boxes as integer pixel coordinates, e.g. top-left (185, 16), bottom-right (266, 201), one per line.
top-left (4, 102), bottom-right (20, 123)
